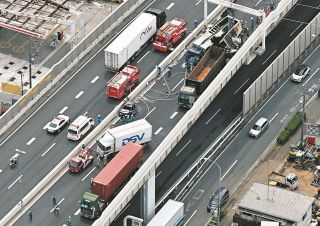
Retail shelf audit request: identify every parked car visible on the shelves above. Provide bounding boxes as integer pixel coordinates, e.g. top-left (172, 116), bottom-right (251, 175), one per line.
top-left (207, 187), bottom-right (230, 213)
top-left (249, 117), bottom-right (269, 138)
top-left (291, 64), bottom-right (310, 83)
top-left (46, 115), bottom-right (70, 134)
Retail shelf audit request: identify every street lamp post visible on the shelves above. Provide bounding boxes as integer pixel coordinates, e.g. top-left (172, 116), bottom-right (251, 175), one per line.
top-left (20, 72), bottom-right (24, 96)
top-left (300, 85), bottom-right (306, 145)
top-left (205, 158), bottom-right (221, 226)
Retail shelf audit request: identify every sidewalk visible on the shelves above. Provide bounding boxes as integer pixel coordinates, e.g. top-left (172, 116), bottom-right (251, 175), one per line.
top-left (221, 95), bottom-right (320, 226)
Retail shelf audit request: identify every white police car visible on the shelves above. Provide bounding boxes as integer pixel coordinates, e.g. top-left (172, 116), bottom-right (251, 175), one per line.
top-left (46, 115), bottom-right (70, 134)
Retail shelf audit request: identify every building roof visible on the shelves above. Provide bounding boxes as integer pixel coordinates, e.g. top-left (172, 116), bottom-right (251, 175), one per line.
top-left (238, 183), bottom-right (315, 223)
top-left (0, 0), bottom-right (73, 39)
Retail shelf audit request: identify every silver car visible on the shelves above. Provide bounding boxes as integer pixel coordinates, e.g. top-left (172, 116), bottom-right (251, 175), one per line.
top-left (291, 64), bottom-right (310, 83)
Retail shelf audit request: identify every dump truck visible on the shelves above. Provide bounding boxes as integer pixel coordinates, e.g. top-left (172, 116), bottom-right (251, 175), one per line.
top-left (152, 18), bottom-right (187, 52)
top-left (80, 142), bottom-right (144, 219)
top-left (96, 119), bottom-right (152, 157)
top-left (178, 45), bottom-right (225, 109)
top-left (146, 200), bottom-right (184, 226)
top-left (268, 171), bottom-right (299, 190)
top-left (104, 8), bottom-right (166, 71)
top-left (185, 16), bottom-right (243, 71)
top-left (106, 65), bottom-right (140, 99)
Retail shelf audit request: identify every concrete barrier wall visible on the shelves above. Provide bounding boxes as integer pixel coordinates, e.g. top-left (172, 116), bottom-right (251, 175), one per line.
top-left (243, 12), bottom-right (320, 115)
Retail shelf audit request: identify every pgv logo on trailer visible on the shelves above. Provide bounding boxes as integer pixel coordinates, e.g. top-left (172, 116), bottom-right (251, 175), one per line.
top-left (140, 26), bottom-right (152, 40)
top-left (122, 133), bottom-right (145, 145)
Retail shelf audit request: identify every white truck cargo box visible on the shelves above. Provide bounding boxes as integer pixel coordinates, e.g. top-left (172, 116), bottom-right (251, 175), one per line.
top-left (147, 200), bottom-right (184, 226)
top-left (104, 13), bottom-right (157, 71)
top-left (96, 119), bottom-right (152, 156)
top-left (111, 119), bottom-right (152, 151)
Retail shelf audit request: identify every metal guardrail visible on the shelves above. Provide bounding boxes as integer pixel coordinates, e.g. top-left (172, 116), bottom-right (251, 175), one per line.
top-left (0, 1), bottom-right (150, 225)
top-left (157, 115), bottom-right (243, 207)
top-left (94, 1), bottom-right (299, 225)
top-left (0, 0), bottom-right (148, 142)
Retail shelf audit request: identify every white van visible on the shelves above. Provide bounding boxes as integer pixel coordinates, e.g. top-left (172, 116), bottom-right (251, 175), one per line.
top-left (67, 115), bottom-right (94, 141)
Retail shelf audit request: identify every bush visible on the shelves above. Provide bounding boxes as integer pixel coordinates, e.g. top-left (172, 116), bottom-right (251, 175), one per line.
top-left (277, 129), bottom-right (291, 145)
top-left (285, 111), bottom-right (305, 135)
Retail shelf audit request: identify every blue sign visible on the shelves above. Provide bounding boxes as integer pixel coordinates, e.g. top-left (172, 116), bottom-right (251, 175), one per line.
top-left (122, 133), bottom-right (145, 146)
top-left (140, 26), bottom-right (152, 40)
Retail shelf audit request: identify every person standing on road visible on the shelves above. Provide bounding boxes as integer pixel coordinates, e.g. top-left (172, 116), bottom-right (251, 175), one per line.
top-left (67, 216), bottom-right (72, 226)
top-left (28, 209), bottom-right (33, 222)
top-left (52, 196), bottom-right (57, 206)
top-left (53, 205), bottom-right (60, 216)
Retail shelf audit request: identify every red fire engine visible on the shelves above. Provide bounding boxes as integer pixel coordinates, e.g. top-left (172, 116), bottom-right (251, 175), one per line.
top-left (107, 65), bottom-right (140, 99)
top-left (152, 18), bottom-right (187, 52)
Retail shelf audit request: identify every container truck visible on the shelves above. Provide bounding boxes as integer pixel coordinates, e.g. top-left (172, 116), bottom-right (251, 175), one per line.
top-left (104, 8), bottom-right (166, 71)
top-left (80, 142), bottom-right (144, 219)
top-left (268, 171), bottom-right (299, 190)
top-left (146, 199), bottom-right (184, 226)
top-left (106, 65), bottom-right (140, 99)
top-left (178, 45), bottom-right (225, 109)
top-left (96, 119), bottom-right (152, 157)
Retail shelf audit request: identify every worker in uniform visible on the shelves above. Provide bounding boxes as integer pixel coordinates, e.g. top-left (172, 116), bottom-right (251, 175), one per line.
top-left (53, 205), bottom-right (60, 216)
top-left (28, 209), bottom-right (33, 222)
top-left (67, 216), bottom-right (72, 226)
top-left (167, 65), bottom-right (173, 78)
top-left (194, 19), bottom-right (198, 28)
top-left (96, 114), bottom-right (102, 124)
top-left (156, 65), bottom-right (161, 75)
top-left (52, 196), bottom-right (57, 206)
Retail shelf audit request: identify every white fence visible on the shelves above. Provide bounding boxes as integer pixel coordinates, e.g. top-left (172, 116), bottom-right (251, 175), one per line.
top-left (93, 0), bottom-right (298, 225)
top-left (243, 12), bottom-right (320, 115)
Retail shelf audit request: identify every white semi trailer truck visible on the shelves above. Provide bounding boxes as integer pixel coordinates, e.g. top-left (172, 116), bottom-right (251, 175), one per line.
top-left (104, 8), bottom-right (166, 71)
top-left (96, 119), bottom-right (152, 157)
top-left (147, 200), bottom-right (184, 226)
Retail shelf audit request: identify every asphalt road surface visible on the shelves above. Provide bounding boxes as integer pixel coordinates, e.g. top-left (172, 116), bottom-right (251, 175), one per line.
top-left (10, 0), bottom-right (320, 225)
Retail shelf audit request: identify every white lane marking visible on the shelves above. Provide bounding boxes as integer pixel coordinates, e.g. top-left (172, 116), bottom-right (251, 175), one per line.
top-left (166, 3), bottom-right (175, 10)
top-left (170, 112), bottom-right (178, 119)
top-left (8, 175), bottom-right (23, 189)
top-left (255, 0), bottom-right (262, 6)
top-left (221, 160), bottom-right (238, 180)
top-left (144, 107), bottom-right (156, 119)
top-left (155, 171), bottom-right (161, 178)
top-left (91, 76), bottom-right (99, 84)
top-left (84, 111), bottom-right (88, 116)
top-left (27, 137), bottom-right (36, 146)
top-left (0, 169), bottom-right (2, 173)
top-left (196, 0), bottom-right (202, 5)
top-left (205, 109), bottom-right (221, 125)
top-left (82, 167), bottom-right (96, 182)
top-left (171, 78), bottom-right (184, 91)
top-left (303, 68), bottom-right (320, 86)
top-left (269, 112), bottom-right (278, 123)
top-left (74, 208), bottom-right (81, 216)
top-left (234, 79), bottom-right (249, 94)
top-left (41, 143), bottom-right (56, 157)
top-left (304, 44), bottom-right (320, 63)
top-left (75, 91), bottom-right (84, 99)
top-left (154, 127), bottom-right (163, 135)
top-left (262, 50), bottom-right (277, 65)
top-left (176, 139), bottom-right (192, 156)
top-left (289, 23), bottom-right (302, 37)
top-left (16, 149), bottom-right (26, 154)
top-left (185, 210), bottom-right (197, 225)
top-left (50, 197), bottom-right (65, 212)
top-left (59, 106), bottom-right (68, 114)
top-left (43, 122), bottom-right (50, 130)
top-left (137, 51), bottom-right (150, 64)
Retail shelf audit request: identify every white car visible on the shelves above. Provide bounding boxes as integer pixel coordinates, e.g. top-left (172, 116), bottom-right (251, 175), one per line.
top-left (46, 115), bottom-right (70, 134)
top-left (249, 117), bottom-right (269, 138)
top-left (291, 64), bottom-right (310, 83)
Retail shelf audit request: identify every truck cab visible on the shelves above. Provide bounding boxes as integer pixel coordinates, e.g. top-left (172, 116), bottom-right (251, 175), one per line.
top-left (80, 192), bottom-right (106, 219)
top-left (178, 85), bottom-right (197, 109)
top-left (268, 172), bottom-right (299, 190)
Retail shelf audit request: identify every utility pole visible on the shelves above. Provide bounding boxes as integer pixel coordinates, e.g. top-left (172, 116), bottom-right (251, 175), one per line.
top-left (20, 72), bottom-right (24, 96)
top-left (300, 85), bottom-right (306, 145)
top-left (28, 43), bottom-right (32, 89)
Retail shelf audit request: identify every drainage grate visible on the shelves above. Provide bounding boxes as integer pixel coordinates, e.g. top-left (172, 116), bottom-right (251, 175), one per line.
top-left (4, 66), bottom-right (9, 70)
top-left (9, 62), bottom-right (14, 65)
top-left (23, 66), bottom-right (28, 70)
top-left (23, 82), bottom-right (29, 86)
top-left (31, 75), bottom-right (36, 79)
top-left (9, 77), bottom-right (16, 82)
top-left (17, 71), bottom-right (23, 74)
